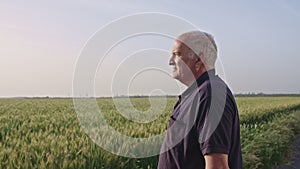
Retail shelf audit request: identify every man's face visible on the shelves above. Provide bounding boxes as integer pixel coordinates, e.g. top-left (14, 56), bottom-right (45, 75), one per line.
top-left (169, 40), bottom-right (198, 85)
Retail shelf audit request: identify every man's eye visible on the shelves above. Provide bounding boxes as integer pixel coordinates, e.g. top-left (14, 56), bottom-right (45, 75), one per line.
top-left (173, 53), bottom-right (180, 57)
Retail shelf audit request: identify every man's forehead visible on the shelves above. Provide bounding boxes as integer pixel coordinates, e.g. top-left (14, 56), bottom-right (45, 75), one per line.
top-left (172, 40), bottom-right (189, 52)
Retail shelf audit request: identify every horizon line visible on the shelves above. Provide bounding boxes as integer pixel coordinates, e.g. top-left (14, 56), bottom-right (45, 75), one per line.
top-left (1, 93), bottom-right (300, 99)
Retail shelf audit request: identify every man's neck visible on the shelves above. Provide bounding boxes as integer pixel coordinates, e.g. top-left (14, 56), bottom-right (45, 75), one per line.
top-left (185, 68), bottom-right (208, 87)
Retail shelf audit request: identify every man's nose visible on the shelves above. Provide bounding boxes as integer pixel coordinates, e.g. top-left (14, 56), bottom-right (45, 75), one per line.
top-left (169, 55), bottom-right (175, 65)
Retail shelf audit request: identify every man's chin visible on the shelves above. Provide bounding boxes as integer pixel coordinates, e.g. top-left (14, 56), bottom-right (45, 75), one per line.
top-left (172, 74), bottom-right (180, 80)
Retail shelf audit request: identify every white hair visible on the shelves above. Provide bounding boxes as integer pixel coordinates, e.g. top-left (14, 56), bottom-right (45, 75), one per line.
top-left (177, 31), bottom-right (217, 69)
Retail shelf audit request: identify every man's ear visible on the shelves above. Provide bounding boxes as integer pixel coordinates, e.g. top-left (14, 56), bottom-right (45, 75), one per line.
top-left (199, 52), bottom-right (205, 63)
top-left (195, 57), bottom-right (202, 71)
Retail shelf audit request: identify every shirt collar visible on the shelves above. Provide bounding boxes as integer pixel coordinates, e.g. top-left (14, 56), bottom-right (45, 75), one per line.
top-left (179, 69), bottom-right (216, 99)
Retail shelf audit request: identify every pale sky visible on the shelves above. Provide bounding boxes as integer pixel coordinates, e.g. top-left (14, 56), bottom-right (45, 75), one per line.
top-left (1, 0), bottom-right (300, 97)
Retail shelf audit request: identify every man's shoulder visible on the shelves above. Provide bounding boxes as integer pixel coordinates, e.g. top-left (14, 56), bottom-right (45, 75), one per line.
top-left (197, 76), bottom-right (229, 93)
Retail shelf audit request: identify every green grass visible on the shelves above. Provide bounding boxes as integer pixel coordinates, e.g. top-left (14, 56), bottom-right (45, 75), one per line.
top-left (0, 96), bottom-right (300, 168)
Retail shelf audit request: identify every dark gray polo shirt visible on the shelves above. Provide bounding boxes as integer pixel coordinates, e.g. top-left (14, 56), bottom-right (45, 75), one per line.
top-left (158, 69), bottom-right (242, 169)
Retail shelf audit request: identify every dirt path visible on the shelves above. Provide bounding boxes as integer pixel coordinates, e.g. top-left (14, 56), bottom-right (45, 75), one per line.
top-left (274, 136), bottom-right (300, 169)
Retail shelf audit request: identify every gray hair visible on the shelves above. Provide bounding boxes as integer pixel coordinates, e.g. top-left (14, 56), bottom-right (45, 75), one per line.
top-left (177, 31), bottom-right (217, 69)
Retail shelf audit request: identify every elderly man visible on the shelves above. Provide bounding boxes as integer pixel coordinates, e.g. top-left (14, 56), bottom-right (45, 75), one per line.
top-left (158, 31), bottom-right (242, 169)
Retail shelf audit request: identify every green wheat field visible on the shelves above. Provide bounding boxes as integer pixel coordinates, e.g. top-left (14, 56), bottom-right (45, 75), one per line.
top-left (1, 96), bottom-right (300, 169)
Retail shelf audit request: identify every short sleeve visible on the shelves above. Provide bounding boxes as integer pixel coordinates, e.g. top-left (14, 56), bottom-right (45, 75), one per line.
top-left (196, 88), bottom-right (233, 155)
top-left (200, 110), bottom-right (233, 155)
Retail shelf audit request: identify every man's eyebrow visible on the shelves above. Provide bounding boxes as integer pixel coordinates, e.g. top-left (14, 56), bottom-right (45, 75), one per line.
top-left (172, 52), bottom-right (181, 56)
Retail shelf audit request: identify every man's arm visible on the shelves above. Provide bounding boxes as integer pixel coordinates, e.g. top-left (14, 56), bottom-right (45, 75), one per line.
top-left (204, 153), bottom-right (229, 169)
